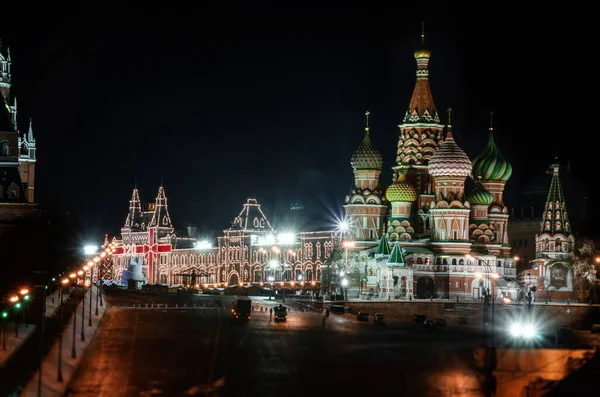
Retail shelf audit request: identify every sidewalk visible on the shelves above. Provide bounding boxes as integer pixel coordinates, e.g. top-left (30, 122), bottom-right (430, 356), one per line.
top-left (19, 286), bottom-right (107, 397)
top-left (0, 324), bottom-right (37, 368)
top-left (44, 288), bottom-right (71, 318)
top-left (0, 289), bottom-right (67, 368)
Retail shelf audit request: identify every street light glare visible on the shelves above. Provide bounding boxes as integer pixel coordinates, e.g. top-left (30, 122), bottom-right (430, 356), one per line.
top-left (337, 219), bottom-right (350, 232)
top-left (83, 245), bottom-right (99, 255)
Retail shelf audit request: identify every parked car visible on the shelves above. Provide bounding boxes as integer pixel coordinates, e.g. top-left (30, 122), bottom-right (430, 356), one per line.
top-left (374, 313), bottom-right (385, 324)
top-left (357, 312), bottom-right (369, 321)
top-left (424, 319), bottom-right (435, 328)
top-left (414, 314), bottom-right (426, 323)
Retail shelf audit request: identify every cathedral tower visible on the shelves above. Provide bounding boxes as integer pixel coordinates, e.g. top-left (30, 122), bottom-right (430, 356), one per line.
top-left (534, 161), bottom-right (575, 297)
top-left (394, 23), bottom-right (444, 216)
top-left (344, 111), bottom-right (388, 248)
top-left (385, 172), bottom-right (417, 241)
top-left (471, 113), bottom-right (512, 253)
top-left (427, 109), bottom-right (472, 253)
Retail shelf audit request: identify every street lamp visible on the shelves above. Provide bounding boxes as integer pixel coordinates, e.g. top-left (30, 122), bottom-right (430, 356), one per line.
top-left (69, 272), bottom-right (78, 358)
top-left (57, 278), bottom-right (69, 382)
top-left (78, 270), bottom-right (85, 342)
top-left (466, 255), bottom-right (499, 347)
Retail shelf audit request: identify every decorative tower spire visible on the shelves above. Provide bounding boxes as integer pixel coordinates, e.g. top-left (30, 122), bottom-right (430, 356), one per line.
top-left (538, 161), bottom-right (573, 238)
top-left (344, 111), bottom-right (388, 247)
top-left (394, 23), bottom-right (444, 216)
top-left (124, 186), bottom-right (142, 229)
top-left (149, 182), bottom-right (173, 228)
top-left (27, 118), bottom-right (35, 143)
top-left (534, 160), bottom-right (576, 298)
top-left (446, 107), bottom-right (453, 138)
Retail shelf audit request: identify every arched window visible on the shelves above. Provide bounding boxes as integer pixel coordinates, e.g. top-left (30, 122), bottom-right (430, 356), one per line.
top-left (0, 140), bottom-right (8, 156)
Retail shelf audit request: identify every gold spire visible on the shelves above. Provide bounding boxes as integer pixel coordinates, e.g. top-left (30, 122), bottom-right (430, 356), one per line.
top-left (414, 21), bottom-right (431, 59)
top-left (364, 110), bottom-right (370, 135)
top-left (446, 107), bottom-right (453, 138)
top-left (489, 111), bottom-right (494, 133)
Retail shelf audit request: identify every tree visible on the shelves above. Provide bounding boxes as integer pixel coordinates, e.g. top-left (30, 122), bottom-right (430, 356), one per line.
top-left (572, 240), bottom-right (599, 302)
top-left (321, 246), bottom-right (343, 295)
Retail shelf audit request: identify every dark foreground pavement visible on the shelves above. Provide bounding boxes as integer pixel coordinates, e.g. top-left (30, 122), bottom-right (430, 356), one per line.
top-left (66, 291), bottom-right (493, 396)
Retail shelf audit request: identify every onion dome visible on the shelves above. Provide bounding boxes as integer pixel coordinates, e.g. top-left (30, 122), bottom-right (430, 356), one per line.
top-left (428, 108), bottom-right (472, 178)
top-left (386, 173), bottom-right (417, 202)
top-left (350, 111), bottom-right (383, 170)
top-left (467, 177), bottom-right (494, 205)
top-left (471, 113), bottom-right (512, 182)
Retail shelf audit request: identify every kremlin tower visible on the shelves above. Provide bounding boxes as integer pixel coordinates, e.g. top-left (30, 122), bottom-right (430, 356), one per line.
top-left (344, 111), bottom-right (388, 248)
top-left (533, 161), bottom-right (575, 299)
top-left (427, 108), bottom-right (473, 253)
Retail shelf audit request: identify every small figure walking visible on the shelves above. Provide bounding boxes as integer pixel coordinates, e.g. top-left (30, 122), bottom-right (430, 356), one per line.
top-left (269, 307), bottom-right (273, 321)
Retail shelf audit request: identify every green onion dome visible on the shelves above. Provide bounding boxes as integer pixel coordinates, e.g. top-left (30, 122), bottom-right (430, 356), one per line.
top-left (385, 173), bottom-right (417, 202)
top-left (467, 178), bottom-right (494, 205)
top-left (351, 133), bottom-right (383, 170)
top-left (471, 132), bottom-right (512, 182)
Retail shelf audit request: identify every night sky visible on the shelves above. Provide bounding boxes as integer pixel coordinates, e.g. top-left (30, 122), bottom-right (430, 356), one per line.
top-left (2, 4), bottom-right (594, 242)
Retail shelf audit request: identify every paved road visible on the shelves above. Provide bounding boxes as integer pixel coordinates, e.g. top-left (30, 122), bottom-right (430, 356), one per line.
top-left (66, 291), bottom-right (502, 396)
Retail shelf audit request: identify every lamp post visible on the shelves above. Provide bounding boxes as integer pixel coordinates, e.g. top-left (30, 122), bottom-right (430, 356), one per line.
top-left (93, 256), bottom-right (101, 315)
top-left (466, 255), bottom-right (499, 347)
top-left (70, 272), bottom-right (78, 359)
top-left (57, 278), bottom-right (68, 382)
top-left (78, 270), bottom-right (85, 342)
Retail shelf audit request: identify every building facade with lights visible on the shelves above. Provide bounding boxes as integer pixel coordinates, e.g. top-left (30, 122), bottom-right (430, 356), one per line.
top-left (111, 187), bottom-right (334, 288)
top-left (342, 31), bottom-right (519, 300)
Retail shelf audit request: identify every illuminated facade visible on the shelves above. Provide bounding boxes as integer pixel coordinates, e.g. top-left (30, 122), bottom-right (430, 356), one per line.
top-left (1, 38), bottom-right (38, 222)
top-left (344, 29), bottom-right (518, 300)
top-left (111, 187), bottom-right (334, 287)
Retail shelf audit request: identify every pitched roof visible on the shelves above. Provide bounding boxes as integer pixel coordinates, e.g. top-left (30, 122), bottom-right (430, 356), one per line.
top-left (149, 185), bottom-right (173, 228)
top-left (230, 198), bottom-right (273, 232)
top-left (388, 242), bottom-right (405, 265)
top-left (375, 233), bottom-right (390, 256)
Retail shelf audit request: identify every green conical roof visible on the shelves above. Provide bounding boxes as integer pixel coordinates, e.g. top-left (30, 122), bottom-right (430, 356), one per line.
top-left (539, 162), bottom-right (572, 236)
top-left (388, 243), bottom-right (404, 265)
top-left (375, 233), bottom-right (390, 256)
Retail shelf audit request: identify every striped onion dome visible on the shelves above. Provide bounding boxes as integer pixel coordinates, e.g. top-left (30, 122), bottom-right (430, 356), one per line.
top-left (471, 131), bottom-right (512, 182)
top-left (351, 112), bottom-right (383, 170)
top-left (386, 174), bottom-right (417, 202)
top-left (428, 128), bottom-right (472, 178)
top-left (467, 179), bottom-right (494, 205)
